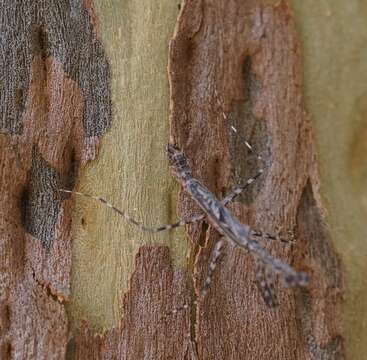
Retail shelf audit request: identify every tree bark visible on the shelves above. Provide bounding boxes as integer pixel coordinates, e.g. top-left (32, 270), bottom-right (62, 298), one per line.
top-left (4, 0), bottom-right (366, 359)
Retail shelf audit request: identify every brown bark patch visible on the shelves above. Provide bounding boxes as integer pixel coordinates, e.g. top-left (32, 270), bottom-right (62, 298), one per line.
top-left (73, 246), bottom-right (195, 360)
top-left (167, 0), bottom-right (344, 359)
top-left (0, 1), bottom-right (111, 358)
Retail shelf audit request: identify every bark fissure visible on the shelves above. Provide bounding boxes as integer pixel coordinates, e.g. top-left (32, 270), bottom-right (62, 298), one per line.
top-left (168, 0), bottom-right (344, 358)
top-left (1, 0), bottom-right (111, 357)
top-left (1, 0), bottom-right (348, 358)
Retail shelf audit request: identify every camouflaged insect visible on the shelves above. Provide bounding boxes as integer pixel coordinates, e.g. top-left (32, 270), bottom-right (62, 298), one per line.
top-left (166, 143), bottom-right (309, 290)
top-left (60, 141), bottom-right (307, 308)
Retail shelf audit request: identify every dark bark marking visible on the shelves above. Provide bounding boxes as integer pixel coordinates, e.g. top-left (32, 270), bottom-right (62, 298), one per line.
top-left (298, 289), bottom-right (344, 360)
top-left (168, 1), bottom-right (345, 359)
top-left (20, 147), bottom-right (77, 249)
top-left (297, 181), bottom-right (343, 288)
top-left (296, 181), bottom-right (345, 359)
top-left (0, 0), bottom-right (111, 136)
top-left (0, 341), bottom-right (12, 360)
top-left (0, 302), bottom-right (11, 359)
top-left (1, 1), bottom-right (110, 358)
top-left (20, 147), bottom-right (61, 249)
top-left (227, 55), bottom-right (271, 204)
top-left (31, 25), bottom-right (48, 59)
top-left (197, 220), bottom-right (209, 247)
top-left (66, 337), bottom-right (76, 360)
top-left (0, 303), bottom-right (10, 334)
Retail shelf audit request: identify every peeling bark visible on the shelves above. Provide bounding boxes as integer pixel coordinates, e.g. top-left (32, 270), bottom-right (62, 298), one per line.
top-left (1, 0), bottom-right (345, 359)
top-left (74, 246), bottom-right (194, 359)
top-left (0, 1), bottom-right (110, 358)
top-left (167, 0), bottom-right (344, 359)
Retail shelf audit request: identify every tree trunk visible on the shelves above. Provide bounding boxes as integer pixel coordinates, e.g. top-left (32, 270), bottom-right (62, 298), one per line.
top-left (3, 0), bottom-right (366, 359)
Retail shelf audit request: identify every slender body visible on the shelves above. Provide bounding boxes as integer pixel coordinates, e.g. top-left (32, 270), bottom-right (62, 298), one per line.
top-left (166, 144), bottom-right (308, 288)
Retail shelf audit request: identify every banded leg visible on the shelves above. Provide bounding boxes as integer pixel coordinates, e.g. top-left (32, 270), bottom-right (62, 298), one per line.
top-left (229, 124), bottom-right (263, 162)
top-left (251, 229), bottom-right (295, 244)
top-left (169, 241), bottom-right (279, 316)
top-left (60, 189), bottom-right (200, 232)
top-left (217, 98), bottom-right (294, 244)
top-left (60, 171), bottom-right (293, 244)
top-left (255, 262), bottom-right (278, 308)
top-left (169, 236), bottom-right (281, 315)
top-left (59, 126), bottom-right (291, 242)
top-left (222, 182), bottom-right (295, 244)
top-left (225, 127), bottom-right (295, 244)
top-left (221, 169), bottom-right (264, 205)
top-left (200, 238), bottom-right (226, 300)
top-left (168, 238), bottom-right (226, 317)
top-left (59, 168), bottom-right (261, 234)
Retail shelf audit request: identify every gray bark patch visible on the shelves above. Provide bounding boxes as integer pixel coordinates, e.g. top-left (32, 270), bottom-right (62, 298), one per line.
top-left (298, 181), bottom-right (343, 288)
top-left (20, 147), bottom-right (77, 249)
top-left (0, 0), bottom-right (111, 136)
top-left (227, 56), bottom-right (271, 204)
top-left (298, 289), bottom-right (344, 360)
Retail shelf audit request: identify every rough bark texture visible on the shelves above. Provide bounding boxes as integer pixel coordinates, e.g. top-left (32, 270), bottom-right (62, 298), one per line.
top-left (0, 0), bottom-right (350, 359)
top-left (167, 1), bottom-right (343, 359)
top-left (71, 246), bottom-right (194, 359)
top-left (287, 2), bottom-right (367, 359)
top-left (0, 0), bottom-right (110, 358)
